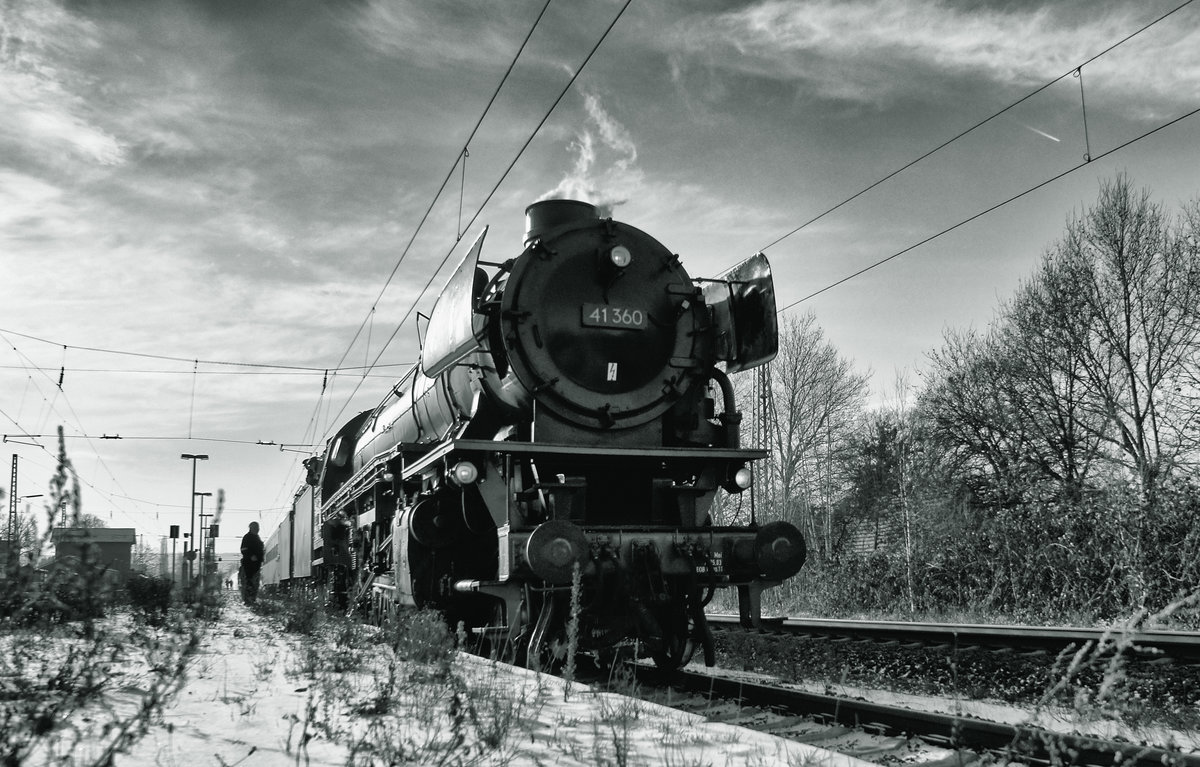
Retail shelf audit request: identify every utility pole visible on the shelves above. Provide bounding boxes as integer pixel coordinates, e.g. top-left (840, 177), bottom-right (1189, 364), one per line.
top-left (7, 455), bottom-right (16, 548)
top-left (196, 491), bottom-right (212, 587)
top-left (196, 491), bottom-right (212, 560)
top-left (180, 454), bottom-right (209, 588)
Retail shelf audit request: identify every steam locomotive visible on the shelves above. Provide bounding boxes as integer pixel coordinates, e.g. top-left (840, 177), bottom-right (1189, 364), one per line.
top-left (261, 200), bottom-right (806, 670)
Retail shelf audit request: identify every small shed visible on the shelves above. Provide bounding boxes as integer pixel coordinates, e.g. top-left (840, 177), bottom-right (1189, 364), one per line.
top-left (0, 539), bottom-right (15, 567)
top-left (51, 527), bottom-right (137, 582)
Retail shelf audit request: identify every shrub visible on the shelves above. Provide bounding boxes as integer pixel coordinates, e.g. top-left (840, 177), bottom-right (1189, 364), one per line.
top-left (1, 563), bottom-right (204, 765)
top-left (35, 562), bottom-right (113, 624)
top-left (785, 481), bottom-right (1200, 626)
top-left (255, 588), bottom-right (327, 634)
top-left (127, 574), bottom-right (173, 624)
top-left (388, 609), bottom-right (456, 672)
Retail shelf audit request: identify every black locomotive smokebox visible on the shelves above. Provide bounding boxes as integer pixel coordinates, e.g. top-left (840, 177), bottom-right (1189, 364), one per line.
top-left (524, 199), bottom-right (598, 246)
top-left (501, 214), bottom-right (709, 431)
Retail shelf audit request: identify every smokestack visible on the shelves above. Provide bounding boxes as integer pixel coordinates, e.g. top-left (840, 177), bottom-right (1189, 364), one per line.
top-left (524, 199), bottom-right (598, 247)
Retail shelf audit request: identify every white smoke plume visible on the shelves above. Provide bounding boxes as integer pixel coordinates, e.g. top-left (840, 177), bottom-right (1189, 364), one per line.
top-left (543, 93), bottom-right (644, 218)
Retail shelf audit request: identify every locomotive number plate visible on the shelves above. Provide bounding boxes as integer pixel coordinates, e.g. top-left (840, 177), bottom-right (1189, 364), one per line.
top-left (581, 303), bottom-right (646, 330)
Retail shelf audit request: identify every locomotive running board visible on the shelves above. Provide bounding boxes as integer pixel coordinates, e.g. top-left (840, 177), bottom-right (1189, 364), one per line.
top-left (399, 437), bottom-right (766, 479)
top-left (447, 437), bottom-right (766, 459)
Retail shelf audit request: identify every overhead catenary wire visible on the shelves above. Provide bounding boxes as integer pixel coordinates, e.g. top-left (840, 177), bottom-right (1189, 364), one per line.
top-left (1, 332), bottom-right (215, 528)
top-left (0, 326), bottom-right (406, 373)
top-left (3, 0), bottom-right (611, 529)
top-left (5, 428), bottom-right (306, 528)
top-left (4, 0), bottom-right (1178, 379)
top-left (1075, 67), bottom-right (1093, 162)
top-left (5, 3), bottom-right (1190, 532)
top-left (0, 323), bottom-right (386, 529)
top-left (0, 332), bottom-right (314, 445)
top-left (4, 434), bottom-right (316, 448)
top-left (2, 329), bottom-right (320, 528)
top-left (321, 0), bottom-right (1171, 454)
top-left (1, 405), bottom-right (145, 529)
top-left (314, 0), bottom-right (635, 444)
top-left (778, 103), bottom-right (1200, 312)
top-left (278, 0), bottom-right (558, 503)
top-left (323, 0), bottom-right (556, 380)
top-left (8, 450), bottom-right (288, 524)
top-left (755, 0), bottom-right (1196, 254)
top-left (0, 365), bottom-right (398, 377)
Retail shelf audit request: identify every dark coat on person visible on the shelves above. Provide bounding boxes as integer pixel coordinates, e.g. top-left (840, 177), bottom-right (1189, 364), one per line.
top-left (240, 531), bottom-right (265, 575)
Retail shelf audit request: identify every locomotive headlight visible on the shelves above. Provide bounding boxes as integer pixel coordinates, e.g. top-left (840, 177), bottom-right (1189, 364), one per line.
top-left (721, 465), bottom-right (752, 494)
top-left (609, 245), bottom-right (632, 268)
top-left (450, 461), bottom-right (479, 485)
top-left (733, 467), bottom-right (753, 489)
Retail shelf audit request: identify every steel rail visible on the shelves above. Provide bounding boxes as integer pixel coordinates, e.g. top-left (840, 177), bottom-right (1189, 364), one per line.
top-left (707, 615), bottom-right (1200, 663)
top-left (664, 667), bottom-right (1200, 767)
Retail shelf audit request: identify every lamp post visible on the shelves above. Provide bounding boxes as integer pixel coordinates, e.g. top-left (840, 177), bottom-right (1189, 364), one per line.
top-left (180, 454), bottom-right (209, 587)
top-left (13, 494), bottom-right (42, 544)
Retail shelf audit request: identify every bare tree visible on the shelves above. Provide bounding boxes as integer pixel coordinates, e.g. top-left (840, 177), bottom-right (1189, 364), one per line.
top-left (995, 275), bottom-right (1108, 498)
top-left (1180, 198), bottom-right (1200, 442)
top-left (920, 326), bottom-right (1037, 502)
top-left (888, 371), bottom-right (917, 610)
top-left (921, 177), bottom-right (1200, 508)
top-left (1038, 175), bottom-right (1200, 501)
top-left (130, 539), bottom-right (159, 573)
top-left (750, 312), bottom-right (869, 561)
top-left (916, 177), bottom-right (1200, 611)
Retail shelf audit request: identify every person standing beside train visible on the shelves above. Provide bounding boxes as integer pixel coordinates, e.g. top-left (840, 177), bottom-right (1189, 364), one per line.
top-left (240, 521), bottom-right (265, 605)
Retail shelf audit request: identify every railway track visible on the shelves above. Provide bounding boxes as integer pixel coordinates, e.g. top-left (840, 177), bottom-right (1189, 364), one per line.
top-left (628, 665), bottom-right (1200, 767)
top-left (707, 615), bottom-right (1200, 664)
top-left (588, 615), bottom-right (1200, 765)
top-left (458, 610), bottom-right (1200, 764)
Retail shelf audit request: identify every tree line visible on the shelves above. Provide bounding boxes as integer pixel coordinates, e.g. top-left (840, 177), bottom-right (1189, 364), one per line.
top-left (723, 174), bottom-right (1200, 623)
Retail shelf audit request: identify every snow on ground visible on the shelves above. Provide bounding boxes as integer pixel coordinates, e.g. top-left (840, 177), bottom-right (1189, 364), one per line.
top-left (74, 599), bottom-right (881, 767)
top-left (21, 595), bottom-right (1197, 765)
top-left (809, 679), bottom-right (1200, 754)
top-left (700, 668), bottom-right (1200, 755)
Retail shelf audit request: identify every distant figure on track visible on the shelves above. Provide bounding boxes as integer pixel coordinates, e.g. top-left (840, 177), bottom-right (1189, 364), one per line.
top-left (240, 521), bottom-right (265, 605)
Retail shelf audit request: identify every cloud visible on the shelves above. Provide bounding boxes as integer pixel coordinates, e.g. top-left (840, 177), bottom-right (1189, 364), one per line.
top-left (348, 0), bottom-right (516, 70)
top-left (668, 0), bottom-right (1200, 110)
top-left (0, 3), bottom-right (127, 168)
top-left (542, 93), bottom-right (645, 216)
top-left (0, 171), bottom-right (63, 229)
top-left (8, 102), bottom-right (125, 166)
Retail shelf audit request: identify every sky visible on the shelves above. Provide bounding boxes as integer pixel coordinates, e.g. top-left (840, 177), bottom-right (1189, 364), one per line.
top-left (2, 0), bottom-right (1199, 554)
